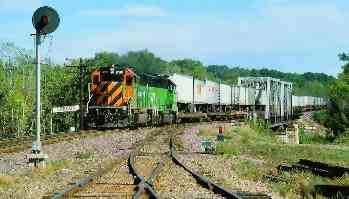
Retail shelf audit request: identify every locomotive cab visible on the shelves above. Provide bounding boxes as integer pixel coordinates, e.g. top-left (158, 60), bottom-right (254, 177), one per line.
top-left (87, 66), bottom-right (135, 128)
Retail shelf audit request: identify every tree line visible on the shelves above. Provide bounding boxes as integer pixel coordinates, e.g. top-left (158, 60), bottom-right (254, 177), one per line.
top-left (85, 50), bottom-right (335, 97)
top-left (0, 42), bottom-right (337, 138)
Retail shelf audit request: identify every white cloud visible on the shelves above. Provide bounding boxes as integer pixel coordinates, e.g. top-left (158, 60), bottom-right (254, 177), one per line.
top-left (80, 4), bottom-right (168, 17)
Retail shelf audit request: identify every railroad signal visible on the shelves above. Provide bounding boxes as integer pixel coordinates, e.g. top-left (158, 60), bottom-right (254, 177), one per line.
top-left (28, 6), bottom-right (60, 167)
top-left (32, 6), bottom-right (60, 34)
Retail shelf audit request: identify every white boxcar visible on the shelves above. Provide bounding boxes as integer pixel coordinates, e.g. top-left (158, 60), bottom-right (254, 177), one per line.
top-left (292, 96), bottom-right (325, 107)
top-left (292, 95), bottom-right (300, 107)
top-left (206, 80), bottom-right (220, 104)
top-left (239, 87), bottom-right (255, 105)
top-left (169, 74), bottom-right (193, 104)
top-left (232, 86), bottom-right (240, 104)
top-left (298, 96), bottom-right (305, 107)
top-left (305, 96), bottom-right (313, 106)
top-left (257, 90), bottom-right (268, 105)
top-left (219, 83), bottom-right (232, 105)
top-left (194, 79), bottom-right (207, 104)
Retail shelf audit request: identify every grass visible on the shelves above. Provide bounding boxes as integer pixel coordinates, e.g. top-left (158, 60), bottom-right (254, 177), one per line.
top-left (75, 151), bottom-right (95, 160)
top-left (298, 126), bottom-right (337, 145)
top-left (197, 129), bottom-right (213, 137)
top-left (233, 159), bottom-right (264, 181)
top-left (30, 159), bottom-right (71, 178)
top-left (299, 129), bottom-right (333, 144)
top-left (0, 175), bottom-right (16, 188)
top-left (198, 124), bottom-right (349, 198)
top-left (334, 131), bottom-right (349, 145)
top-left (0, 159), bottom-right (70, 191)
top-left (216, 126), bottom-right (349, 166)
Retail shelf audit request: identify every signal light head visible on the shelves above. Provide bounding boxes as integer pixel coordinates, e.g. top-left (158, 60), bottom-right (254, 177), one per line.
top-left (42, 15), bottom-right (49, 25)
top-left (32, 6), bottom-right (60, 34)
top-left (35, 15), bottom-right (49, 31)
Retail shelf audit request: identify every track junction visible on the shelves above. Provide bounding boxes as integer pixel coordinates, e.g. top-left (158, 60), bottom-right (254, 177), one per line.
top-left (44, 125), bottom-right (271, 199)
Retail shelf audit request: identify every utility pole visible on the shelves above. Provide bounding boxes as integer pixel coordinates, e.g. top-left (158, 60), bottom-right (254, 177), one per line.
top-left (79, 58), bottom-right (85, 130)
top-left (65, 58), bottom-right (87, 130)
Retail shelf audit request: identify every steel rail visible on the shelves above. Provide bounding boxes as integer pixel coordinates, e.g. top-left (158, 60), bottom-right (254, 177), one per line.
top-left (170, 136), bottom-right (272, 199)
top-left (46, 158), bottom-right (120, 199)
top-left (146, 161), bottom-right (164, 187)
top-left (43, 127), bottom-right (169, 199)
top-left (48, 176), bottom-right (93, 199)
top-left (128, 152), bottom-right (161, 199)
top-left (169, 137), bottom-right (243, 199)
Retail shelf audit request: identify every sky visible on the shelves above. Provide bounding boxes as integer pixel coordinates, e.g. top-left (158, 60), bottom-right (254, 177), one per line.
top-left (0, 0), bottom-right (348, 76)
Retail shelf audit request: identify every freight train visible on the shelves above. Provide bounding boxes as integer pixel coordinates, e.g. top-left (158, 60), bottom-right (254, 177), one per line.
top-left (85, 65), bottom-right (326, 128)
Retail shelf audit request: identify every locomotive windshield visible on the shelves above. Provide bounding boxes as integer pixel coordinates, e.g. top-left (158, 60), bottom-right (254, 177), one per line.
top-left (100, 67), bottom-right (123, 82)
top-left (138, 73), bottom-right (175, 90)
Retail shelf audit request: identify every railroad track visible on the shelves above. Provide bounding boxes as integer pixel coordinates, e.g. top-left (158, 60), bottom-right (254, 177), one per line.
top-left (43, 126), bottom-right (169, 198)
top-left (0, 128), bottom-right (135, 154)
top-left (45, 124), bottom-right (271, 199)
top-left (0, 121), bottom-right (235, 155)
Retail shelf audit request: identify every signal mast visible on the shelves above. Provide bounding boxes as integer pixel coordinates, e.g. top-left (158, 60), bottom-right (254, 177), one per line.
top-left (28, 6), bottom-right (60, 167)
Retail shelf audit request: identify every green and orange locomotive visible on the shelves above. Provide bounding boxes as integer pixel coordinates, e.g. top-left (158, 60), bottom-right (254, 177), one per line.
top-left (86, 66), bottom-right (177, 128)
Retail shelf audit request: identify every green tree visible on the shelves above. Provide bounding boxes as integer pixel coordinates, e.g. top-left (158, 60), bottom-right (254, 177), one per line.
top-left (170, 59), bottom-right (207, 79)
top-left (324, 53), bottom-right (349, 135)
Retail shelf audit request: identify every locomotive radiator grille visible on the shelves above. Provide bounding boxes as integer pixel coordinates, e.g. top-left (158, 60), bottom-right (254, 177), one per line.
top-left (90, 81), bottom-right (131, 107)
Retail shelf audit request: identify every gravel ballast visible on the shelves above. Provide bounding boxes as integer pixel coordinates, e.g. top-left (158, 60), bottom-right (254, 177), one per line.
top-left (0, 128), bottom-right (153, 199)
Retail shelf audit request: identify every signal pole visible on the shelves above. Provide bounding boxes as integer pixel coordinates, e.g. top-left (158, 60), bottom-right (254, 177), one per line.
top-left (192, 74), bottom-right (195, 112)
top-left (28, 6), bottom-right (60, 167)
top-left (34, 31), bottom-right (42, 152)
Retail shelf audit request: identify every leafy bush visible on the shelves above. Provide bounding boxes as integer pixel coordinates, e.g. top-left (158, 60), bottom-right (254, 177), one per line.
top-left (299, 128), bottom-right (333, 144)
top-left (313, 111), bottom-right (330, 126)
top-left (334, 129), bottom-right (349, 145)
